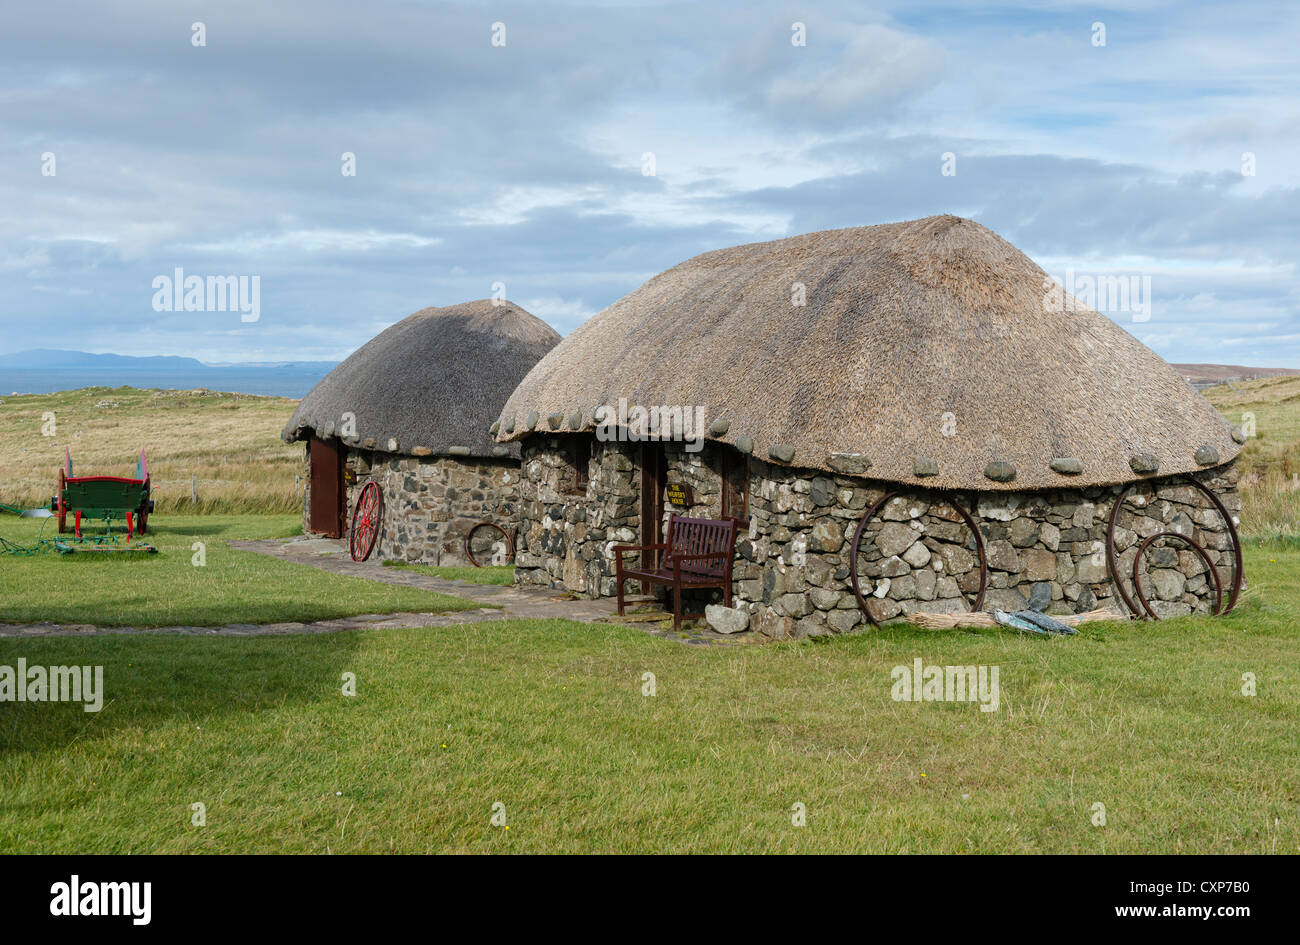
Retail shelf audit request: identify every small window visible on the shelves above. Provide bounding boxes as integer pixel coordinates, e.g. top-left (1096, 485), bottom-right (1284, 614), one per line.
top-left (566, 437), bottom-right (591, 496)
top-left (721, 451), bottom-right (749, 524)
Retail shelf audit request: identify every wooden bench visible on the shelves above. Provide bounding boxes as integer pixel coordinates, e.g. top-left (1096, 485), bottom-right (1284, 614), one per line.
top-left (614, 514), bottom-right (739, 631)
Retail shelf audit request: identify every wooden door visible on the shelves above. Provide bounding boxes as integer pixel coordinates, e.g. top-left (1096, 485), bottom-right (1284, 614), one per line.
top-left (639, 443), bottom-right (666, 569)
top-left (309, 436), bottom-right (345, 538)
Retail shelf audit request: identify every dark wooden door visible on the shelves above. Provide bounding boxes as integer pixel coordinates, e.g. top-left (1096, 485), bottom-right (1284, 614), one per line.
top-left (309, 436), bottom-right (345, 538)
top-left (640, 444), bottom-right (666, 569)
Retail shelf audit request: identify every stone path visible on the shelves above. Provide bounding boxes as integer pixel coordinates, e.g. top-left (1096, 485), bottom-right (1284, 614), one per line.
top-left (0, 535), bottom-right (749, 645)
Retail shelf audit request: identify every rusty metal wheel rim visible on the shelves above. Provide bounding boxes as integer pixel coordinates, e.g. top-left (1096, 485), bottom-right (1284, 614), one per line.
top-left (464, 520), bottom-right (515, 568)
top-left (349, 480), bottom-right (383, 562)
top-left (1130, 530), bottom-right (1223, 620)
top-left (1106, 474), bottom-right (1242, 620)
top-left (849, 489), bottom-right (988, 627)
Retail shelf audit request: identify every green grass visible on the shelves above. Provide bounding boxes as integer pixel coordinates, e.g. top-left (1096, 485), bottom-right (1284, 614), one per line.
top-left (1, 544), bottom-right (1294, 853)
top-left (381, 560), bottom-right (515, 586)
top-left (0, 514), bottom-right (482, 627)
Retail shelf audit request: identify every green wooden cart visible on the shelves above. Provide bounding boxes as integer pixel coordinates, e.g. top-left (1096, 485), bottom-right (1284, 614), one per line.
top-left (51, 448), bottom-right (154, 541)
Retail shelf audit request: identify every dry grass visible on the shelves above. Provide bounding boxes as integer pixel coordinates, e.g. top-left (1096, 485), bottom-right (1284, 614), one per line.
top-left (1205, 375), bottom-right (1300, 538)
top-left (0, 386), bottom-right (302, 515)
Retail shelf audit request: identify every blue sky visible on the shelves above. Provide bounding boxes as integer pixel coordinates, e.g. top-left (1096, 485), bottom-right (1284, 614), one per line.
top-left (1, 0), bottom-right (1296, 365)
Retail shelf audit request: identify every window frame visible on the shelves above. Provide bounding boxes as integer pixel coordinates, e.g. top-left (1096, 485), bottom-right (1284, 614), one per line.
top-left (720, 450), bottom-right (749, 525)
top-left (565, 436), bottom-right (591, 497)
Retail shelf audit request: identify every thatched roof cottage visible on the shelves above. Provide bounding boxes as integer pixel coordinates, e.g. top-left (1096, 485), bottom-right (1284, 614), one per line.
top-left (284, 300), bottom-right (560, 564)
top-left (493, 216), bottom-right (1244, 635)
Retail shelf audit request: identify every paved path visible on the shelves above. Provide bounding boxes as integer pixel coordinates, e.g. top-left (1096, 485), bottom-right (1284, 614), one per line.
top-left (0, 536), bottom-right (746, 645)
top-left (231, 536), bottom-right (628, 622)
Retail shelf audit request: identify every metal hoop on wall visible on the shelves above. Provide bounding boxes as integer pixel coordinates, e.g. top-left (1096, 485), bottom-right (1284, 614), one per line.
top-left (849, 490), bottom-right (988, 627)
top-left (1104, 474), bottom-right (1243, 620)
top-left (1131, 531), bottom-right (1224, 619)
top-left (464, 520), bottom-right (516, 568)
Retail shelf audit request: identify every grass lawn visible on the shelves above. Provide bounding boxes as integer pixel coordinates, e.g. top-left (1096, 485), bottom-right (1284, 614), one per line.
top-left (0, 514), bottom-right (483, 627)
top-left (382, 560), bottom-right (515, 586)
top-left (0, 543), bottom-right (1294, 853)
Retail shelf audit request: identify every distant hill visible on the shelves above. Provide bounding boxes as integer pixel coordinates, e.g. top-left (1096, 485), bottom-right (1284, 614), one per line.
top-left (1173, 363), bottom-right (1300, 386)
top-left (0, 350), bottom-right (338, 398)
top-left (0, 349), bottom-right (207, 370)
top-left (0, 349), bottom-right (337, 371)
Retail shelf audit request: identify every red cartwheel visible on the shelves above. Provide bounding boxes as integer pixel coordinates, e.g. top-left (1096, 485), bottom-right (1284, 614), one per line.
top-left (349, 480), bottom-right (384, 562)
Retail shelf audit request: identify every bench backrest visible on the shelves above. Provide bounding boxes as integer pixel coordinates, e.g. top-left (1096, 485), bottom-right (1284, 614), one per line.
top-left (662, 514), bottom-right (738, 577)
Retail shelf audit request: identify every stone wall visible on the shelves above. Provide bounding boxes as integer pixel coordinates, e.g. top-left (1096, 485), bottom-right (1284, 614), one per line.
top-left (303, 447), bottom-right (520, 566)
top-left (514, 436), bottom-right (639, 595)
top-left (512, 439), bottom-right (1243, 638)
top-left (659, 443), bottom-right (730, 520)
top-left (513, 438), bottom-right (745, 595)
top-left (300, 443), bottom-right (311, 534)
top-left (735, 458), bottom-right (1240, 638)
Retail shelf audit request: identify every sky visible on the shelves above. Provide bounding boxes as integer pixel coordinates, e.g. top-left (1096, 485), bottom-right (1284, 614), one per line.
top-left (1, 0), bottom-right (1296, 365)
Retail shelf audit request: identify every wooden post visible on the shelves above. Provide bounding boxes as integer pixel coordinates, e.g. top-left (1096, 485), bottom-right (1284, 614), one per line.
top-left (191, 473), bottom-right (198, 503)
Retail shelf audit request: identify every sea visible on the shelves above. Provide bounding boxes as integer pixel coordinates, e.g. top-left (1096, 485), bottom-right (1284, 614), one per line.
top-left (0, 366), bottom-right (332, 399)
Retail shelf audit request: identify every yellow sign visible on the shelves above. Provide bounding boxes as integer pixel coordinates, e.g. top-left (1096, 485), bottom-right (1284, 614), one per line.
top-left (665, 482), bottom-right (693, 506)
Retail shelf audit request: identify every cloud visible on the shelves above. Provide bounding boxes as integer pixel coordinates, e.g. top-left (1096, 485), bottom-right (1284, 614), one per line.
top-left (0, 0), bottom-right (1295, 366)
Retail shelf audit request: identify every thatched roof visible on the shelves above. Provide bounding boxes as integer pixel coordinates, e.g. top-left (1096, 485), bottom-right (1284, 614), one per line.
top-left (495, 216), bottom-right (1241, 490)
top-left (284, 300), bottom-right (560, 459)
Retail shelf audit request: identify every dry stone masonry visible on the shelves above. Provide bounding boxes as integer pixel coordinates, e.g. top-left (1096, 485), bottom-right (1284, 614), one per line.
top-left (302, 448), bottom-right (519, 566)
top-left (513, 438), bottom-right (1241, 638)
top-left (514, 437), bottom-right (639, 595)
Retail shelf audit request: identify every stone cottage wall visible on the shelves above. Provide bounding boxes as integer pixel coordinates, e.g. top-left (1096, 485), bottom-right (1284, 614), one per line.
top-left (513, 439), bottom-right (743, 595)
top-left (736, 458), bottom-right (1241, 637)
top-left (514, 436), bottom-right (639, 595)
top-left (302, 449), bottom-right (519, 566)
top-left (512, 439), bottom-right (1242, 637)
top-left (659, 443), bottom-right (729, 520)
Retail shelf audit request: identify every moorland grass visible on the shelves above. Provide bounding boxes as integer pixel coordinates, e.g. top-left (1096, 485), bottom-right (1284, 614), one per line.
top-left (1205, 376), bottom-right (1300, 538)
top-left (0, 387), bottom-right (301, 515)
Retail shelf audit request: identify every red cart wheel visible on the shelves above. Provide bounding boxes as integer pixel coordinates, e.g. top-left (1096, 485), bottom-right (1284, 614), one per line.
top-left (349, 480), bottom-right (383, 562)
top-left (57, 468), bottom-right (67, 534)
top-left (137, 476), bottom-right (150, 535)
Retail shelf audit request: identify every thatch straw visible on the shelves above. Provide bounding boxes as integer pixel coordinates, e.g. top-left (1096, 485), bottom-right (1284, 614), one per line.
top-left (496, 215), bottom-right (1239, 490)
top-left (284, 300), bottom-right (560, 459)
top-left (908, 608), bottom-right (1122, 629)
